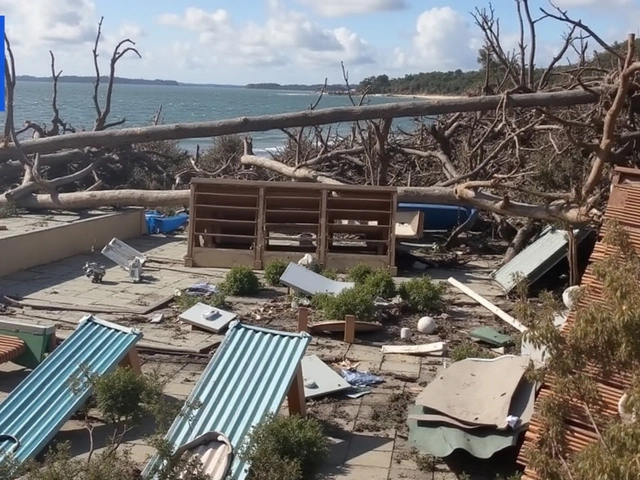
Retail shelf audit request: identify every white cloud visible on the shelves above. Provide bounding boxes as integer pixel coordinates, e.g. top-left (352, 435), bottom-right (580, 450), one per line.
top-left (296, 0), bottom-right (408, 17)
top-left (395, 7), bottom-right (480, 71)
top-left (155, 5), bottom-right (375, 70)
top-left (0, 0), bottom-right (98, 51)
top-left (553, 0), bottom-right (631, 7)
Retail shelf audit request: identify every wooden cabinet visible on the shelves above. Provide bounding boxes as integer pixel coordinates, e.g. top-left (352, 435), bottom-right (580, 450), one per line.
top-left (186, 179), bottom-right (397, 274)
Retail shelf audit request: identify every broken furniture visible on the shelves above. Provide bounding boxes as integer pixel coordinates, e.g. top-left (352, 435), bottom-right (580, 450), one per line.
top-left (394, 210), bottom-right (425, 239)
top-left (280, 262), bottom-right (354, 296)
top-left (142, 321), bottom-right (311, 480)
top-left (101, 237), bottom-right (147, 282)
top-left (0, 320), bottom-right (55, 368)
top-left (408, 355), bottom-right (535, 460)
top-left (491, 226), bottom-right (591, 293)
top-left (397, 203), bottom-right (476, 232)
top-left (0, 315), bottom-right (142, 464)
top-left (178, 302), bottom-right (237, 333)
top-left (185, 179), bottom-right (398, 273)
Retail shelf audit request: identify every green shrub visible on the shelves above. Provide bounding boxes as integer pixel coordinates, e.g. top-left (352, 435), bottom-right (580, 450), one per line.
top-left (313, 285), bottom-right (375, 321)
top-left (398, 277), bottom-right (447, 313)
top-left (221, 266), bottom-right (260, 296)
top-left (320, 267), bottom-right (338, 280)
top-left (264, 260), bottom-right (288, 286)
top-left (347, 264), bottom-right (374, 284)
top-left (362, 270), bottom-right (396, 299)
top-left (450, 342), bottom-right (493, 362)
top-left (175, 291), bottom-right (227, 312)
top-left (239, 414), bottom-right (329, 480)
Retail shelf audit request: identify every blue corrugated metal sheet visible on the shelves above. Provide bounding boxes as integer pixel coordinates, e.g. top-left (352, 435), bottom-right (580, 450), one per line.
top-left (0, 315), bottom-right (142, 463)
top-left (491, 227), bottom-right (590, 293)
top-left (142, 321), bottom-right (311, 480)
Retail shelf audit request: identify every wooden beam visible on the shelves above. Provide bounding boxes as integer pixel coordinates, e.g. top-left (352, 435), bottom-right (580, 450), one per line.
top-left (297, 307), bottom-right (309, 333)
top-left (344, 315), bottom-right (356, 344)
top-left (287, 365), bottom-right (307, 417)
top-left (119, 348), bottom-right (142, 374)
top-left (447, 277), bottom-right (528, 332)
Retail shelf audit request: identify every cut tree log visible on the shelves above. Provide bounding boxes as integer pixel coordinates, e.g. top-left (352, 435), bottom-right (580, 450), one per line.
top-left (0, 89), bottom-right (602, 161)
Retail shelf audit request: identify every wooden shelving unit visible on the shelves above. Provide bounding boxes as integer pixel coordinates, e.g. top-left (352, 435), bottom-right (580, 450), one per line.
top-left (186, 179), bottom-right (397, 273)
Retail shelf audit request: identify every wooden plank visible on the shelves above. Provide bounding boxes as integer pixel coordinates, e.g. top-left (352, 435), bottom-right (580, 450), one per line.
top-left (287, 365), bottom-right (307, 417)
top-left (447, 277), bottom-right (528, 333)
top-left (297, 308), bottom-right (309, 333)
top-left (381, 342), bottom-right (445, 355)
top-left (344, 315), bottom-right (355, 344)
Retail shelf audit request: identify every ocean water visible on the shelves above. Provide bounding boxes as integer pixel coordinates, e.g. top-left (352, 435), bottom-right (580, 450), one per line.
top-left (0, 81), bottom-right (416, 153)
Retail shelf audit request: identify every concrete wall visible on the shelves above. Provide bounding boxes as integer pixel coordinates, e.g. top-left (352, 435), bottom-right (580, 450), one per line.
top-left (0, 209), bottom-right (146, 277)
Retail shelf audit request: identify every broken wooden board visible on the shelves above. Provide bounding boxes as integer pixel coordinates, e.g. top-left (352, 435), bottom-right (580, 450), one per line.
top-left (301, 354), bottom-right (351, 399)
top-left (394, 210), bottom-right (425, 239)
top-left (381, 342), bottom-right (445, 355)
top-left (308, 320), bottom-right (383, 335)
top-left (4, 294), bottom-right (174, 316)
top-left (179, 303), bottom-right (237, 334)
top-left (447, 277), bottom-right (527, 333)
top-left (469, 327), bottom-right (513, 347)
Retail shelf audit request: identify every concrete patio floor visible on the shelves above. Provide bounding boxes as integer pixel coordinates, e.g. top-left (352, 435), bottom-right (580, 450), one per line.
top-left (0, 232), bottom-right (515, 480)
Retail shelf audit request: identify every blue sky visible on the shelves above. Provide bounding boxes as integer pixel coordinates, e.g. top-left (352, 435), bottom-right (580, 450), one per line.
top-left (1, 0), bottom-right (638, 85)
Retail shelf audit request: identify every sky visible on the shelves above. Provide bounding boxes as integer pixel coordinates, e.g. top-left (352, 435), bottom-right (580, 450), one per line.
top-left (0, 0), bottom-right (639, 85)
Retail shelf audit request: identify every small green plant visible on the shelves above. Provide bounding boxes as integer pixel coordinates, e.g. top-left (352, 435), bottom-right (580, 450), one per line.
top-left (313, 285), bottom-right (375, 321)
top-left (0, 204), bottom-right (18, 219)
top-left (362, 269), bottom-right (396, 299)
top-left (320, 267), bottom-right (338, 280)
top-left (221, 265), bottom-right (260, 296)
top-left (264, 260), bottom-right (288, 286)
top-left (175, 291), bottom-right (227, 312)
top-left (346, 263), bottom-right (374, 284)
top-left (398, 277), bottom-right (447, 313)
top-left (450, 341), bottom-right (493, 362)
top-left (239, 413), bottom-right (329, 480)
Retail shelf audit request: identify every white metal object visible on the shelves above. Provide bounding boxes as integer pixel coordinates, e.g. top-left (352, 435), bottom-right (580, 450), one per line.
top-left (101, 238), bottom-right (147, 282)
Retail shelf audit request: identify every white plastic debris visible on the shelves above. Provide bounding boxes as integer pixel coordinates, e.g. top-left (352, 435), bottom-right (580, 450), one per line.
top-left (400, 328), bottom-right (412, 340)
top-left (417, 316), bottom-right (437, 334)
top-left (506, 415), bottom-right (520, 429)
top-left (150, 313), bottom-right (164, 324)
top-left (562, 285), bottom-right (580, 310)
top-left (202, 309), bottom-right (222, 321)
top-left (298, 253), bottom-right (318, 270)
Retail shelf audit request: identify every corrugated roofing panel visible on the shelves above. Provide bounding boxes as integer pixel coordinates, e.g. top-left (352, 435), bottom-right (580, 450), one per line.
top-left (491, 227), bottom-right (589, 293)
top-left (142, 321), bottom-right (311, 480)
top-left (520, 167), bottom-right (640, 479)
top-left (0, 315), bottom-right (142, 463)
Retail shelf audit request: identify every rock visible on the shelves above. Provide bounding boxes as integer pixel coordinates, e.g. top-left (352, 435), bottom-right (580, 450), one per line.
top-left (417, 316), bottom-right (437, 334)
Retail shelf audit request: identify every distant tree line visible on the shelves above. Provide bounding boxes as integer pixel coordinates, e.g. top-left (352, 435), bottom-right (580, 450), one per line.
top-left (359, 39), bottom-right (640, 96)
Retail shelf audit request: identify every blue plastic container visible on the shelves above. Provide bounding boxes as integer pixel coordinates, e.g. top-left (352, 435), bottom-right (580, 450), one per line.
top-left (397, 203), bottom-right (477, 232)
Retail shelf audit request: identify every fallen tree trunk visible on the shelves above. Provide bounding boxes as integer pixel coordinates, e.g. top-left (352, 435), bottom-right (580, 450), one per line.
top-left (0, 183), bottom-right (592, 224)
top-left (0, 89), bottom-right (602, 161)
top-left (0, 189), bottom-right (190, 209)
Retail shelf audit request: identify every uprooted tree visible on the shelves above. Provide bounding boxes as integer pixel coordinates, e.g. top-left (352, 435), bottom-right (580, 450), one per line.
top-left (1, 1), bottom-right (640, 260)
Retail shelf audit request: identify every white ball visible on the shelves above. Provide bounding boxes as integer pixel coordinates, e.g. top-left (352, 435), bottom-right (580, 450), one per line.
top-left (562, 286), bottom-right (580, 310)
top-left (417, 316), bottom-right (437, 334)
